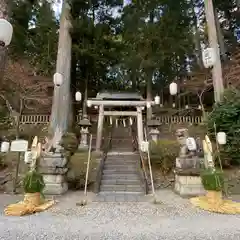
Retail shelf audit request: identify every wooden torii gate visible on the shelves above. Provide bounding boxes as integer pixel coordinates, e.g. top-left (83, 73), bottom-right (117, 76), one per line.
top-left (87, 92), bottom-right (156, 152)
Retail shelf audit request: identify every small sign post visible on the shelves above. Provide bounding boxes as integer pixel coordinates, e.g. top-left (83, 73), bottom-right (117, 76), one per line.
top-left (1, 139), bottom-right (29, 193)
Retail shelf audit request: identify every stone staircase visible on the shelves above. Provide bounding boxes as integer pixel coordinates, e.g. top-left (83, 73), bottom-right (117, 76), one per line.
top-left (94, 126), bottom-right (145, 202)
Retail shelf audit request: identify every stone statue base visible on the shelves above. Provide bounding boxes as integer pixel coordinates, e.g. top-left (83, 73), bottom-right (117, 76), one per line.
top-left (176, 157), bottom-right (200, 169)
top-left (78, 144), bottom-right (88, 150)
top-left (174, 168), bottom-right (205, 197)
top-left (39, 152), bottom-right (68, 195)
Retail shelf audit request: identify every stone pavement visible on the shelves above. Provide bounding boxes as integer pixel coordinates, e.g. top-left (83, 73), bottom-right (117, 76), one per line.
top-left (93, 192), bottom-right (147, 202)
top-left (0, 190), bottom-right (240, 240)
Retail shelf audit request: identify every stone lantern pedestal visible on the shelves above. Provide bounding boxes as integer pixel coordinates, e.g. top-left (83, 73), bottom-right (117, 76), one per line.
top-left (39, 151), bottom-right (68, 195)
top-left (174, 128), bottom-right (205, 197)
top-left (147, 119), bottom-right (161, 143)
top-left (78, 118), bottom-right (91, 149)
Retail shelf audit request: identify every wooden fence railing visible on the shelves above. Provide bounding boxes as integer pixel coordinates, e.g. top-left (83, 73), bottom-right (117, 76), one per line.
top-left (20, 114), bottom-right (204, 125)
top-left (155, 115), bottom-right (203, 124)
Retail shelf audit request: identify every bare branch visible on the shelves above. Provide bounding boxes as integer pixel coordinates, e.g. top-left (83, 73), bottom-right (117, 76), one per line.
top-left (0, 60), bottom-right (52, 115)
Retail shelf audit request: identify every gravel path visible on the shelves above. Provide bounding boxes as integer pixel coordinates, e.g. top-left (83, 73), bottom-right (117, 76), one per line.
top-left (0, 190), bottom-right (240, 240)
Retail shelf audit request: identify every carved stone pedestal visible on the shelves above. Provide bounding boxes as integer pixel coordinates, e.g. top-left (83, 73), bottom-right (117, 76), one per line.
top-left (39, 152), bottom-right (68, 195)
top-left (176, 156), bottom-right (200, 169)
top-left (174, 168), bottom-right (205, 197)
top-left (78, 118), bottom-right (91, 150)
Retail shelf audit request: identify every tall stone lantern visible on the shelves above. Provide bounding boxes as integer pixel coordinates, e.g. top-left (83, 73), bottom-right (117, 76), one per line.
top-left (147, 119), bottom-right (161, 143)
top-left (75, 91), bottom-right (92, 149)
top-left (78, 118), bottom-right (91, 149)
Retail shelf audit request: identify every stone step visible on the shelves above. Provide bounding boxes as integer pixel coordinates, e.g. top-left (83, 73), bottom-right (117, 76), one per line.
top-left (93, 193), bottom-right (145, 202)
top-left (104, 161), bottom-right (137, 166)
top-left (100, 184), bottom-right (143, 192)
top-left (106, 155), bottom-right (138, 159)
top-left (111, 148), bottom-right (134, 152)
top-left (103, 169), bottom-right (138, 174)
top-left (106, 158), bottom-right (138, 163)
top-left (102, 173), bottom-right (139, 180)
top-left (101, 179), bottom-right (141, 185)
top-left (104, 165), bottom-right (137, 171)
top-left (106, 158), bottom-right (137, 161)
top-left (107, 154), bottom-right (138, 158)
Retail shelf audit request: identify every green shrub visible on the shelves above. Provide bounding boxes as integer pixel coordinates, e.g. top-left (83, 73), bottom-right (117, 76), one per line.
top-left (206, 88), bottom-right (240, 165)
top-left (149, 139), bottom-right (179, 174)
top-left (201, 168), bottom-right (224, 191)
top-left (60, 132), bottom-right (78, 157)
top-left (23, 170), bottom-right (45, 193)
top-left (67, 151), bottom-right (100, 190)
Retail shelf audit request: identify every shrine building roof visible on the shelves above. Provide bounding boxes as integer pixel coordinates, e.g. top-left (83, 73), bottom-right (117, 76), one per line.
top-left (95, 91), bottom-right (143, 100)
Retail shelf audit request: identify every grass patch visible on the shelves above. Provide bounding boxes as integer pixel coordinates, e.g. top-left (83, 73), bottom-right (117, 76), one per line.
top-left (67, 150), bottom-right (101, 190)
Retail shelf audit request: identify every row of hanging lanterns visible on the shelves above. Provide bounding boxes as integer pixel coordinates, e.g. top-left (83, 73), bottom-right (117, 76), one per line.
top-left (52, 74), bottom-right (199, 111)
top-left (53, 72), bottom-right (178, 107)
top-left (52, 75), bottom-right (202, 112)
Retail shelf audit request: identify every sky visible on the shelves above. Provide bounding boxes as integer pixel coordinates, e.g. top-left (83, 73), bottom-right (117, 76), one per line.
top-left (52, 0), bottom-right (62, 17)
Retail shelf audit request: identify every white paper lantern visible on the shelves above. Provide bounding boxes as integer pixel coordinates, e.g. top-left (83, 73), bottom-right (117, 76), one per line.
top-left (141, 106), bottom-right (145, 110)
top-left (94, 105), bottom-right (98, 109)
top-left (154, 95), bottom-right (160, 105)
top-left (140, 141), bottom-right (149, 153)
top-left (217, 132), bottom-right (226, 145)
top-left (24, 151), bottom-right (32, 164)
top-left (1, 141), bottom-right (10, 153)
top-left (87, 100), bottom-right (92, 107)
top-left (146, 102), bottom-right (151, 108)
top-left (0, 19), bottom-right (13, 46)
top-left (53, 73), bottom-right (63, 86)
top-left (202, 48), bottom-right (216, 68)
top-left (75, 91), bottom-right (82, 102)
top-left (185, 105), bottom-right (189, 109)
top-left (172, 103), bottom-right (176, 108)
top-left (169, 82), bottom-right (178, 95)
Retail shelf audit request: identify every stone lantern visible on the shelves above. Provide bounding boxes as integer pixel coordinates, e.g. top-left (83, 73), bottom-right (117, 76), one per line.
top-left (78, 118), bottom-right (91, 149)
top-left (147, 119), bottom-right (161, 143)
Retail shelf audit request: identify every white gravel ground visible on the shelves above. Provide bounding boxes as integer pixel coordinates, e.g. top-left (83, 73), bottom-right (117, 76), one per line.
top-left (0, 190), bottom-right (240, 240)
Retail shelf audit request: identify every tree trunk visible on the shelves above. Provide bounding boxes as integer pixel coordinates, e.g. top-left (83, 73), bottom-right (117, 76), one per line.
top-left (146, 10), bottom-right (154, 121)
top-left (191, 0), bottom-right (203, 68)
top-left (50, 0), bottom-right (72, 135)
top-left (214, 8), bottom-right (227, 61)
top-left (146, 69), bottom-right (153, 121)
top-left (82, 72), bottom-right (88, 118)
